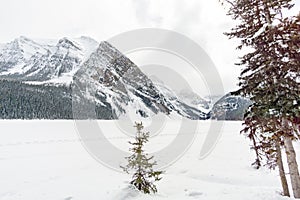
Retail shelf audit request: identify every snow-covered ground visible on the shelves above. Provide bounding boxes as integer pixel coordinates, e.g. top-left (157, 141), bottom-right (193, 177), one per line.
top-left (0, 120), bottom-right (299, 200)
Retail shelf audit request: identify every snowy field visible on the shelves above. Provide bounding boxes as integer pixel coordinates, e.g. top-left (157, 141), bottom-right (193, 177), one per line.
top-left (0, 120), bottom-right (299, 200)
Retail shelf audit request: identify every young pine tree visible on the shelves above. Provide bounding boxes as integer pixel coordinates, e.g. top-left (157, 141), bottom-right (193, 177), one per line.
top-left (121, 122), bottom-right (163, 194)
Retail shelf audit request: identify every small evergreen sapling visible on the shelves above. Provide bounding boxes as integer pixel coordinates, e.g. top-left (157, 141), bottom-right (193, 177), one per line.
top-left (121, 122), bottom-right (163, 194)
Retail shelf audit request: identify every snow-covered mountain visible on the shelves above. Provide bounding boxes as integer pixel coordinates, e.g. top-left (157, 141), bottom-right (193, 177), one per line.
top-left (0, 36), bottom-right (98, 83)
top-left (151, 80), bottom-right (210, 117)
top-left (178, 89), bottom-right (211, 110)
top-left (73, 41), bottom-right (208, 119)
top-left (210, 93), bottom-right (252, 120)
top-left (0, 37), bottom-right (208, 120)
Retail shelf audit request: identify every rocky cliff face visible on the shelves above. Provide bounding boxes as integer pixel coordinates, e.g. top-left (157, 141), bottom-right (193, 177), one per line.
top-left (73, 41), bottom-right (208, 119)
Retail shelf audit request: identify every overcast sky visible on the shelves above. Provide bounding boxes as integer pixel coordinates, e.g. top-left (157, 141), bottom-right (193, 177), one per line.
top-left (0, 0), bottom-right (299, 96)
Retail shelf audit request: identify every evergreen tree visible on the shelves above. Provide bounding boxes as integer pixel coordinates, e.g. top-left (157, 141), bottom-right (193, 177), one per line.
top-left (221, 0), bottom-right (300, 197)
top-left (121, 122), bottom-right (163, 194)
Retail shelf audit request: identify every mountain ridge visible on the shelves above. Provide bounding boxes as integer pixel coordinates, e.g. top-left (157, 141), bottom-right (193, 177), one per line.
top-left (0, 36), bottom-right (99, 82)
top-left (0, 37), bottom-right (211, 120)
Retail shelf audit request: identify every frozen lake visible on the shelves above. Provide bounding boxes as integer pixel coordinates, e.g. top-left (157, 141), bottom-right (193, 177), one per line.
top-left (0, 120), bottom-right (298, 200)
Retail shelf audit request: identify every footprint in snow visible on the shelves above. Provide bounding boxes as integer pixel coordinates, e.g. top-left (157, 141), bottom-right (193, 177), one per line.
top-left (187, 191), bottom-right (203, 197)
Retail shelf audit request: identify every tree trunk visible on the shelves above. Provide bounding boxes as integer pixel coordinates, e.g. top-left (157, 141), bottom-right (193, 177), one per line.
top-left (251, 134), bottom-right (261, 169)
top-left (284, 137), bottom-right (300, 198)
top-left (275, 140), bottom-right (290, 197)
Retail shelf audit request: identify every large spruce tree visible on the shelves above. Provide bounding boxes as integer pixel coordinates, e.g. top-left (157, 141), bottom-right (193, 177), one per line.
top-left (221, 0), bottom-right (300, 197)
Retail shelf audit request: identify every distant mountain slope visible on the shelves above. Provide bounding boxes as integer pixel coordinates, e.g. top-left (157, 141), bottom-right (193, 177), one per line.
top-left (177, 89), bottom-right (211, 111)
top-left (210, 93), bottom-right (252, 120)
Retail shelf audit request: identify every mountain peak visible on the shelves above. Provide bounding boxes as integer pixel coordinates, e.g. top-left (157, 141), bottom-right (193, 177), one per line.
top-left (17, 36), bottom-right (31, 43)
top-left (78, 36), bottom-right (98, 43)
top-left (2, 36), bottom-right (48, 61)
top-left (81, 40), bottom-right (131, 79)
top-left (57, 37), bottom-right (81, 50)
top-left (98, 41), bottom-right (118, 53)
top-left (99, 40), bottom-right (113, 47)
top-left (14, 36), bottom-right (42, 48)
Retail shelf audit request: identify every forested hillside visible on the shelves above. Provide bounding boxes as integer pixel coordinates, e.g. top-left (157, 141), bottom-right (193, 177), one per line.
top-left (0, 80), bottom-right (73, 119)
